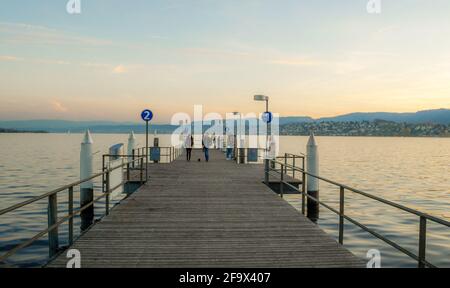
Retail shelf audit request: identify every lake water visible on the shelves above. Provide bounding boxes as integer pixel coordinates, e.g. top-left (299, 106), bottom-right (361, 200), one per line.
top-left (0, 134), bottom-right (449, 267)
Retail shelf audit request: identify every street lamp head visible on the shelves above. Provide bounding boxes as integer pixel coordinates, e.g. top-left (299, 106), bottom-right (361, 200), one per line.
top-left (254, 95), bottom-right (269, 101)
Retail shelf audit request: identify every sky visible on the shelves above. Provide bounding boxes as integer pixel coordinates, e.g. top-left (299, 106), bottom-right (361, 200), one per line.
top-left (1, 0), bottom-right (450, 123)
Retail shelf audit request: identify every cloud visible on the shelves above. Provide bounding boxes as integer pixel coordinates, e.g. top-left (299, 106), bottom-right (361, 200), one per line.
top-left (51, 101), bottom-right (68, 112)
top-left (184, 47), bottom-right (252, 58)
top-left (0, 53), bottom-right (134, 75)
top-left (0, 22), bottom-right (113, 47)
top-left (268, 57), bottom-right (322, 67)
top-left (33, 59), bottom-right (71, 65)
top-left (0, 55), bottom-right (23, 61)
top-left (112, 65), bottom-right (128, 74)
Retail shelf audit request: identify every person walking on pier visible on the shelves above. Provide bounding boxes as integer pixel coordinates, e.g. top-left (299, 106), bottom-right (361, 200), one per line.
top-left (185, 134), bottom-right (193, 161)
top-left (226, 134), bottom-right (234, 160)
top-left (202, 133), bottom-right (211, 162)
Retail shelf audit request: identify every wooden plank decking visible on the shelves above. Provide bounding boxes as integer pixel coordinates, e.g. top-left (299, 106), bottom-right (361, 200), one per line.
top-left (48, 149), bottom-right (363, 268)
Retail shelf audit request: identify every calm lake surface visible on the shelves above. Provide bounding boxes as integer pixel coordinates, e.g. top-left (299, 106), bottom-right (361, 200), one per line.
top-left (0, 134), bottom-right (449, 267)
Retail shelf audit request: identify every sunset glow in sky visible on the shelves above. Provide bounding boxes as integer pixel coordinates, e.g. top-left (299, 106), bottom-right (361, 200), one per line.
top-left (1, 0), bottom-right (450, 123)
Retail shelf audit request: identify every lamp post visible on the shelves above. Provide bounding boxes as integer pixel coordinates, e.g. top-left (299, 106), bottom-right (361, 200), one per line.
top-left (254, 95), bottom-right (270, 184)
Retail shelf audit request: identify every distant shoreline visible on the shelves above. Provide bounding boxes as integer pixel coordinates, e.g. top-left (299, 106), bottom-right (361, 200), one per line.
top-left (1, 131), bottom-right (449, 139)
top-left (0, 128), bottom-right (48, 134)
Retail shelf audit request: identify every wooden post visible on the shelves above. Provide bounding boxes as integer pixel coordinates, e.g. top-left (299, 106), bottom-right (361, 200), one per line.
top-left (306, 133), bottom-right (319, 222)
top-left (80, 130), bottom-right (94, 231)
top-left (48, 193), bottom-right (59, 257)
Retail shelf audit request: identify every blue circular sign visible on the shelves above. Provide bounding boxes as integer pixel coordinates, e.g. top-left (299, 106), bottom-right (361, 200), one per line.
top-left (141, 109), bottom-right (153, 122)
top-left (262, 112), bottom-right (273, 123)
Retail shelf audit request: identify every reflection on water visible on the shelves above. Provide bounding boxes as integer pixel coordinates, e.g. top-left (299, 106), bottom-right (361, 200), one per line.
top-left (0, 134), bottom-right (449, 267)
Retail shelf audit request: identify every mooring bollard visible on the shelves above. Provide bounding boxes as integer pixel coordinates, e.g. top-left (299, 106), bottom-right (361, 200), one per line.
top-left (127, 131), bottom-right (136, 163)
top-left (306, 133), bottom-right (319, 222)
top-left (80, 130), bottom-right (94, 231)
top-left (47, 193), bottom-right (59, 257)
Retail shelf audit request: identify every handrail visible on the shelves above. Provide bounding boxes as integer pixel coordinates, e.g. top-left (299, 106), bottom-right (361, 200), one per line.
top-left (0, 145), bottom-right (184, 265)
top-left (266, 155), bottom-right (450, 268)
top-left (0, 154), bottom-right (148, 264)
top-left (272, 159), bottom-right (450, 227)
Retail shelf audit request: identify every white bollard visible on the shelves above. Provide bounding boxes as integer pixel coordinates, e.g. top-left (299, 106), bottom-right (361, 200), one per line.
top-left (127, 131), bottom-right (136, 161)
top-left (80, 130), bottom-right (94, 231)
top-left (306, 132), bottom-right (319, 221)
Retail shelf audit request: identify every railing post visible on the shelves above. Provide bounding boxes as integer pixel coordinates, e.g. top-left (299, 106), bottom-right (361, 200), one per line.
top-left (339, 187), bottom-right (345, 245)
top-left (126, 162), bottom-right (130, 182)
top-left (102, 155), bottom-right (105, 192)
top-left (284, 153), bottom-right (288, 175)
top-left (301, 172), bottom-right (306, 215)
top-left (132, 149), bottom-right (136, 168)
top-left (48, 193), bottom-right (59, 257)
top-left (418, 216), bottom-right (427, 268)
top-left (68, 187), bottom-right (74, 246)
top-left (105, 170), bottom-right (110, 216)
top-left (292, 155), bottom-right (296, 178)
top-left (140, 157), bottom-right (144, 184)
top-left (280, 164), bottom-right (284, 198)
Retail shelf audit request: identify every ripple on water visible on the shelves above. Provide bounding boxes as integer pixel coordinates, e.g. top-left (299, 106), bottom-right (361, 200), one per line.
top-left (1, 135), bottom-right (450, 267)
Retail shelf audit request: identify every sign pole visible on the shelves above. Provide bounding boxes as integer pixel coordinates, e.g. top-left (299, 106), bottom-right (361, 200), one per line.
top-left (146, 120), bottom-right (149, 183)
top-left (141, 108), bottom-right (153, 184)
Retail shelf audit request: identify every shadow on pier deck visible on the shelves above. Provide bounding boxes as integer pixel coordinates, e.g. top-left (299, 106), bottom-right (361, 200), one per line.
top-left (48, 149), bottom-right (363, 268)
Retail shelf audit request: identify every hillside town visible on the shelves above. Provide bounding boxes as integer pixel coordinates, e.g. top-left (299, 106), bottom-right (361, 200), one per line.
top-left (280, 120), bottom-right (450, 137)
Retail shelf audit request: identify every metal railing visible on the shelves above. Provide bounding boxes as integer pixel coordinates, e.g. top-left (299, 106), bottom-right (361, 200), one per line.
top-left (132, 146), bottom-right (183, 164)
top-left (234, 148), bottom-right (266, 164)
top-left (0, 155), bottom-right (148, 264)
top-left (0, 145), bottom-right (184, 265)
top-left (266, 154), bottom-right (450, 268)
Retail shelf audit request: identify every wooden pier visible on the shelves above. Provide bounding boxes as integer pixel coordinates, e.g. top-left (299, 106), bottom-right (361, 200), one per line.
top-left (48, 149), bottom-right (363, 268)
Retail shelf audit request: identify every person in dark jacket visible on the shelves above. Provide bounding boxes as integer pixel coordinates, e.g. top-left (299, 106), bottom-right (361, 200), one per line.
top-left (185, 134), bottom-right (193, 161)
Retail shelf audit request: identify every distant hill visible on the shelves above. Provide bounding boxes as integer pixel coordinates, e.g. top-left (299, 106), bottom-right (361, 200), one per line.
top-left (317, 109), bottom-right (450, 124)
top-left (0, 120), bottom-right (176, 134)
top-left (279, 116), bottom-right (314, 125)
top-left (0, 120), bottom-right (134, 131)
top-left (1, 109), bottom-right (448, 133)
top-left (0, 128), bottom-right (48, 133)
